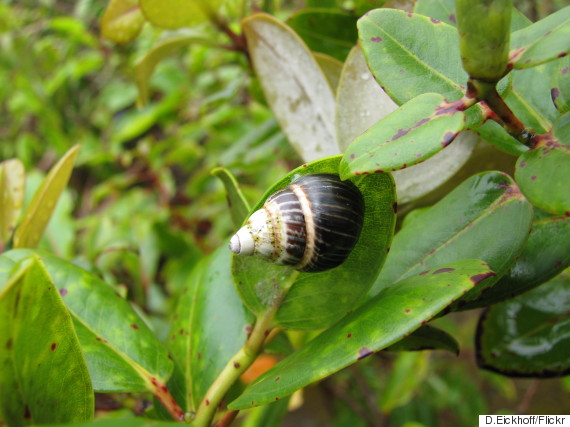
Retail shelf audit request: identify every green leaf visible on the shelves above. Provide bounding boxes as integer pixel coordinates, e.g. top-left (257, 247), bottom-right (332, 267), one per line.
top-left (240, 397), bottom-right (291, 427)
top-left (13, 145), bottom-right (80, 249)
top-left (1, 250), bottom-right (175, 396)
top-left (515, 113), bottom-right (570, 216)
top-left (385, 325), bottom-right (459, 354)
top-left (1, 257), bottom-right (93, 425)
top-left (380, 352), bottom-right (429, 414)
top-left (286, 9), bottom-right (358, 61)
top-left (504, 61), bottom-right (560, 134)
top-left (476, 270), bottom-right (570, 377)
top-left (478, 210), bottom-right (570, 304)
top-left (414, 0), bottom-right (531, 30)
top-left (100, 0), bottom-right (145, 44)
top-left (168, 245), bottom-right (253, 411)
top-left (358, 9), bottom-right (480, 120)
top-left (229, 259), bottom-right (494, 409)
top-left (135, 33), bottom-right (211, 106)
top-left (340, 93), bottom-right (466, 178)
top-left (211, 167), bottom-right (251, 229)
top-left (232, 155), bottom-right (396, 330)
top-left (0, 159), bottom-right (25, 244)
top-left (510, 6), bottom-right (570, 69)
top-left (552, 56), bottom-right (570, 114)
top-left (336, 46), bottom-right (476, 203)
top-left (475, 119), bottom-right (528, 156)
top-left (370, 171), bottom-right (533, 308)
top-left (242, 14), bottom-right (339, 162)
top-left (140, 0), bottom-right (221, 29)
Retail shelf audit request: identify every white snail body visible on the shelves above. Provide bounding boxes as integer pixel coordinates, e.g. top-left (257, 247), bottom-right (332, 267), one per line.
top-left (229, 174), bottom-right (364, 272)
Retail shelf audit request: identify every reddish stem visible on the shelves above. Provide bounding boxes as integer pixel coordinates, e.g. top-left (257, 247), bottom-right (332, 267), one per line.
top-left (214, 410), bottom-right (240, 427)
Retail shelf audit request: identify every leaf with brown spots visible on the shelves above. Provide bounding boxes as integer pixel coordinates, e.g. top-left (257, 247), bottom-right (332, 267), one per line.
top-left (0, 256), bottom-right (93, 425)
top-left (340, 93), bottom-right (465, 179)
top-left (229, 259), bottom-right (493, 409)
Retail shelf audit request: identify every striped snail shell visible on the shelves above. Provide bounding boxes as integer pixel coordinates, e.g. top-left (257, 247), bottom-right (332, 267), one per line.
top-left (229, 174), bottom-right (364, 272)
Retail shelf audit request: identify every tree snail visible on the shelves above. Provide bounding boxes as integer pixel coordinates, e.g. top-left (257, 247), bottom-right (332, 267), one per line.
top-left (229, 174), bottom-right (364, 272)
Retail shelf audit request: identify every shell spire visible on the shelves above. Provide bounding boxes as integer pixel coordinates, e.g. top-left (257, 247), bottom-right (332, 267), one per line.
top-left (229, 174), bottom-right (364, 272)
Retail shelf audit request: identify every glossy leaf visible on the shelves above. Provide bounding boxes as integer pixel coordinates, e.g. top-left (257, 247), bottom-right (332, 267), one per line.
top-left (286, 9), bottom-right (358, 61)
top-left (100, 0), bottom-right (145, 44)
top-left (336, 46), bottom-right (476, 203)
top-left (2, 257), bottom-right (93, 424)
top-left (232, 155), bottom-right (396, 330)
top-left (13, 144), bottom-right (80, 249)
top-left (140, 0), bottom-right (220, 29)
top-left (385, 325), bottom-right (459, 354)
top-left (476, 271), bottom-right (570, 377)
top-left (414, 0), bottom-right (531, 30)
top-left (380, 352), bottom-right (429, 413)
top-left (510, 6), bottom-right (570, 69)
top-left (552, 56), bottom-right (570, 113)
top-left (168, 245), bottom-right (252, 411)
top-left (211, 167), bottom-right (251, 229)
top-left (340, 93), bottom-right (466, 178)
top-left (1, 250), bottom-right (175, 395)
top-left (135, 34), bottom-right (211, 106)
top-left (358, 9), bottom-right (483, 123)
top-left (478, 210), bottom-right (570, 304)
top-left (0, 159), bottom-right (25, 244)
top-left (515, 113), bottom-right (570, 216)
top-left (242, 14), bottom-right (339, 162)
top-left (370, 171), bottom-right (533, 309)
top-left (229, 260), bottom-right (494, 409)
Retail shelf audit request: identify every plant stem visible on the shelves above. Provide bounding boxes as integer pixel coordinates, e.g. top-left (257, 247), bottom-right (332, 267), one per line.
top-left (191, 308), bottom-right (277, 427)
top-left (468, 78), bottom-right (535, 147)
top-left (191, 269), bottom-right (299, 426)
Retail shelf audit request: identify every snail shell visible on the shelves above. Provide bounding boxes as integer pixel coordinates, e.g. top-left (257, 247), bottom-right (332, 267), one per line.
top-left (229, 174), bottom-right (364, 272)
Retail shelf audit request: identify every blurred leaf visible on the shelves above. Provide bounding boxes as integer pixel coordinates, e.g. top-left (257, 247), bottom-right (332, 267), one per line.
top-left (380, 352), bottom-right (429, 414)
top-left (242, 13), bottom-right (339, 162)
top-left (476, 271), bottom-right (570, 377)
top-left (313, 52), bottom-right (343, 93)
top-left (0, 159), bottom-right (25, 245)
top-left (515, 113), bottom-right (570, 216)
top-left (211, 167), bottom-right (251, 229)
top-left (13, 144), bottom-right (80, 249)
top-left (340, 93), bottom-right (466, 178)
top-left (140, 0), bottom-right (221, 29)
top-left (336, 45), bottom-right (476, 203)
top-left (385, 325), bottom-right (459, 354)
top-left (552, 56), bottom-right (570, 113)
top-left (0, 257), bottom-right (93, 425)
top-left (480, 210), bottom-right (570, 304)
top-left (45, 420), bottom-right (182, 427)
top-left (370, 171), bottom-right (533, 309)
top-left (1, 250), bottom-right (175, 397)
top-left (135, 33), bottom-right (212, 106)
top-left (286, 9), bottom-right (358, 61)
top-left (100, 0), bottom-right (145, 44)
top-left (510, 6), bottom-right (570, 69)
top-left (232, 155), bottom-right (396, 330)
top-left (229, 260), bottom-right (494, 409)
top-left (168, 245), bottom-right (252, 411)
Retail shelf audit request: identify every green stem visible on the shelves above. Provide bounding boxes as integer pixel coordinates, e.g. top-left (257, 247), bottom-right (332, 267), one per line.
top-left (191, 270), bottom-right (299, 427)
